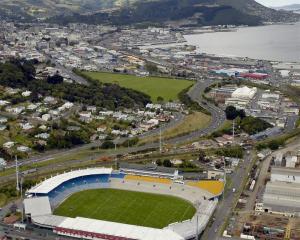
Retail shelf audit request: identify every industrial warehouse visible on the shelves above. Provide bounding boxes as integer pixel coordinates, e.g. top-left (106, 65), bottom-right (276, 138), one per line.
top-left (256, 165), bottom-right (300, 216)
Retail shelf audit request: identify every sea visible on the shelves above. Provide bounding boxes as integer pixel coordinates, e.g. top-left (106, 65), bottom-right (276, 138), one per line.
top-left (184, 22), bottom-right (300, 63)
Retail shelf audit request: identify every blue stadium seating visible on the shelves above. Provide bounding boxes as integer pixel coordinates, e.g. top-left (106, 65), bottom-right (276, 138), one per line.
top-left (47, 174), bottom-right (110, 207)
top-left (110, 173), bottom-right (126, 179)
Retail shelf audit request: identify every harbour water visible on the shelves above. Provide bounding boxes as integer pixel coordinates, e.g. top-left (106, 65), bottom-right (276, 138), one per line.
top-left (184, 22), bottom-right (300, 62)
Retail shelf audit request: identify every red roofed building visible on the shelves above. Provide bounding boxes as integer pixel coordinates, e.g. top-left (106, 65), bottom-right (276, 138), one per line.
top-left (239, 73), bottom-right (269, 80)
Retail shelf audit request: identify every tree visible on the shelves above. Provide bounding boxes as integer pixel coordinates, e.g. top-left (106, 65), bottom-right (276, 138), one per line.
top-left (238, 109), bottom-right (246, 119)
top-left (122, 137), bottom-right (139, 147)
top-left (268, 140), bottom-right (280, 150)
top-left (216, 146), bottom-right (243, 158)
top-left (156, 159), bottom-right (163, 166)
top-left (157, 96), bottom-right (164, 102)
top-left (225, 106), bottom-right (238, 120)
top-left (100, 140), bottom-right (115, 149)
top-left (198, 150), bottom-right (206, 162)
top-left (47, 74), bottom-right (64, 84)
top-left (240, 116), bottom-right (272, 135)
top-left (162, 159), bottom-right (172, 168)
top-left (225, 106), bottom-right (246, 120)
top-left (145, 62), bottom-right (158, 73)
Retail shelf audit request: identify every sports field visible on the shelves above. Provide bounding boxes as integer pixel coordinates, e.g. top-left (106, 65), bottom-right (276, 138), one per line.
top-left (54, 189), bottom-right (196, 228)
top-left (81, 71), bottom-right (194, 102)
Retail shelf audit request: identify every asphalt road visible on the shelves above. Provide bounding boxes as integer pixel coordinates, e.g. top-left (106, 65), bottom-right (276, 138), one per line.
top-left (202, 150), bottom-right (255, 240)
top-left (44, 54), bottom-right (88, 85)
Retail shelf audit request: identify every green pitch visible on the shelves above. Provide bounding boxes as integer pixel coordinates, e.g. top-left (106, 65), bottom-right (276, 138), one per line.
top-left (54, 189), bottom-right (196, 228)
top-left (81, 71), bottom-right (194, 102)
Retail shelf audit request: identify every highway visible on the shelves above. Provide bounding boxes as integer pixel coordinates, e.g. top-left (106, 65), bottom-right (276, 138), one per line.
top-left (44, 54), bottom-right (88, 85)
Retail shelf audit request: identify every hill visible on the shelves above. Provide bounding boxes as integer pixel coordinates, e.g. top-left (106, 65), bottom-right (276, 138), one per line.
top-left (274, 4), bottom-right (300, 13)
top-left (1, 0), bottom-right (299, 25)
top-left (47, 0), bottom-right (299, 26)
top-left (48, 0), bottom-right (260, 26)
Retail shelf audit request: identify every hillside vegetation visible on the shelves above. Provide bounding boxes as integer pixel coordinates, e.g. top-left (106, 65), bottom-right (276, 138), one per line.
top-left (0, 60), bottom-right (151, 109)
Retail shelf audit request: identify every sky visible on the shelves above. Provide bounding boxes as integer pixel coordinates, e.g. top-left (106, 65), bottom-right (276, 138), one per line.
top-left (255, 0), bottom-right (300, 7)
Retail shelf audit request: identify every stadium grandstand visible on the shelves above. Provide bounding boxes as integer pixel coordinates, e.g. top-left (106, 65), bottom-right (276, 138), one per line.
top-left (125, 174), bottom-right (172, 184)
top-left (187, 180), bottom-right (225, 196)
top-left (119, 162), bottom-right (182, 179)
top-left (24, 167), bottom-right (220, 240)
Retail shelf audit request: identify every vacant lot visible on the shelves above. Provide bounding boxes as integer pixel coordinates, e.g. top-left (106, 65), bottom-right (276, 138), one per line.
top-left (81, 71), bottom-right (194, 102)
top-left (54, 188), bottom-right (196, 228)
top-left (140, 111), bottom-right (211, 144)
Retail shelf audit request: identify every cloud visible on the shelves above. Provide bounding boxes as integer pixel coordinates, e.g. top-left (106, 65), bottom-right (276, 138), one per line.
top-left (256, 0), bottom-right (300, 7)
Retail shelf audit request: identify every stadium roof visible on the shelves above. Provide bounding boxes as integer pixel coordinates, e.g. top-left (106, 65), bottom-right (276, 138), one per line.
top-left (167, 200), bottom-right (218, 239)
top-left (119, 162), bottom-right (177, 175)
top-left (56, 217), bottom-right (184, 240)
top-left (27, 168), bottom-right (112, 194)
top-left (32, 215), bottom-right (67, 228)
top-left (24, 197), bottom-right (52, 217)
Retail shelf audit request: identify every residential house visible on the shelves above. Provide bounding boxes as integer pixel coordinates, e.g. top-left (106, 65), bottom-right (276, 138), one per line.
top-left (21, 90), bottom-right (32, 97)
top-left (17, 146), bottom-right (31, 152)
top-left (3, 141), bottom-right (15, 149)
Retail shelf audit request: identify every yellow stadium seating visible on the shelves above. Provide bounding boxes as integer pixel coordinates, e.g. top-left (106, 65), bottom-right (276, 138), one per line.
top-left (125, 175), bottom-right (172, 184)
top-left (187, 180), bottom-right (224, 196)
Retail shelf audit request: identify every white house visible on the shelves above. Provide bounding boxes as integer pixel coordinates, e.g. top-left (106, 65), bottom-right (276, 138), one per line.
top-left (27, 104), bottom-right (38, 111)
top-left (20, 122), bottom-right (34, 130)
top-left (0, 158), bottom-right (7, 168)
top-left (17, 146), bottom-right (31, 152)
top-left (0, 100), bottom-right (10, 106)
top-left (41, 114), bottom-right (51, 121)
top-left (3, 141), bottom-right (15, 148)
top-left (6, 106), bottom-right (25, 114)
top-left (35, 133), bottom-right (50, 140)
top-left (0, 117), bottom-right (8, 124)
top-left (21, 90), bottom-right (32, 97)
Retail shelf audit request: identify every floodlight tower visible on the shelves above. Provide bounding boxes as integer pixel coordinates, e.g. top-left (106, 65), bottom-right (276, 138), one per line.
top-left (232, 119), bottom-right (235, 142)
top-left (196, 215), bottom-right (199, 240)
top-left (15, 155), bottom-right (19, 192)
top-left (20, 176), bottom-right (24, 223)
top-left (159, 127), bottom-right (162, 153)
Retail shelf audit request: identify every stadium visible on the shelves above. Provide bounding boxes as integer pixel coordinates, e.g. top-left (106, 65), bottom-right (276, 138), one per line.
top-left (24, 166), bottom-right (223, 240)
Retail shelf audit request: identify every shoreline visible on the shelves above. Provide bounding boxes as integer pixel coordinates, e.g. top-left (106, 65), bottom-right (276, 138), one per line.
top-left (182, 22), bottom-right (300, 64)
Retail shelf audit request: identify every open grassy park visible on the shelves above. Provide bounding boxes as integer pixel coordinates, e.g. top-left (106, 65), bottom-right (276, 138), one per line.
top-left (81, 71), bottom-right (194, 102)
top-left (54, 189), bottom-right (196, 228)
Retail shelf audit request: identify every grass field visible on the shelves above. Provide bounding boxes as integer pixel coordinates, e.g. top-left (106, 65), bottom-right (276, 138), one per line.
top-left (81, 71), bottom-right (194, 102)
top-left (54, 189), bottom-right (196, 228)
